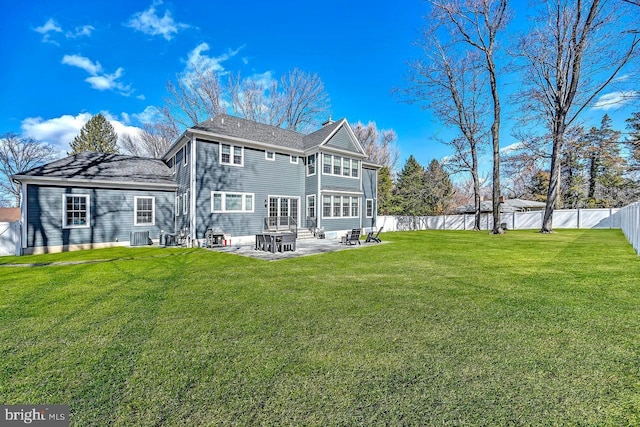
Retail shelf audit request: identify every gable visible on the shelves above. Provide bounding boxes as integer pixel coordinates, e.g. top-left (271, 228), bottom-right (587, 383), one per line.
top-left (324, 125), bottom-right (362, 154)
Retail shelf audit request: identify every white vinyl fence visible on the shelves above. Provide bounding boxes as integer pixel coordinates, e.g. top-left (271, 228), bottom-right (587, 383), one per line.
top-left (378, 208), bottom-right (620, 233)
top-left (0, 221), bottom-right (21, 256)
top-left (619, 202), bottom-right (640, 255)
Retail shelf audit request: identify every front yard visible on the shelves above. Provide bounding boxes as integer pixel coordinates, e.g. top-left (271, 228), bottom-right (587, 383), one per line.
top-left (1, 230), bottom-right (638, 425)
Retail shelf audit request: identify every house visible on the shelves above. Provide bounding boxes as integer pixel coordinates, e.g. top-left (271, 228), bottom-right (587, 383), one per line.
top-left (12, 114), bottom-right (379, 254)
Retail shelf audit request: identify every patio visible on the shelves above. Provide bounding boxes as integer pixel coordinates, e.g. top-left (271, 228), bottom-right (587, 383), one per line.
top-left (208, 237), bottom-right (387, 260)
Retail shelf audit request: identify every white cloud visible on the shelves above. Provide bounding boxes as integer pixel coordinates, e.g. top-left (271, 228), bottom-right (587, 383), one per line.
top-left (34, 18), bottom-right (62, 44)
top-left (125, 0), bottom-right (189, 40)
top-left (185, 42), bottom-right (241, 74)
top-left (62, 55), bottom-right (133, 96)
top-left (500, 142), bottom-right (524, 154)
top-left (66, 25), bottom-right (95, 38)
top-left (132, 106), bottom-right (162, 124)
top-left (21, 113), bottom-right (143, 154)
top-left (592, 91), bottom-right (638, 111)
top-left (62, 54), bottom-right (102, 75)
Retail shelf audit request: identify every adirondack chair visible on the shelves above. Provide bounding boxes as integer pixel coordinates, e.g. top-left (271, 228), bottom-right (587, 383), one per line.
top-left (365, 226), bottom-right (383, 243)
top-left (345, 228), bottom-right (361, 245)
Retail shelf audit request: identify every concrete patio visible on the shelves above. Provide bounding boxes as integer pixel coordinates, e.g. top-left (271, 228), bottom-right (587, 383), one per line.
top-left (208, 237), bottom-right (387, 261)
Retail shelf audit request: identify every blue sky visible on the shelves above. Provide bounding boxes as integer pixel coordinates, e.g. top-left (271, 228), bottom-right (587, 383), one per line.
top-left (1, 0), bottom-right (637, 175)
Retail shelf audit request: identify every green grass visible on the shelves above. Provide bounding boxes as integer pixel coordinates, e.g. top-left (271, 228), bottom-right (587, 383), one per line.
top-left (1, 230), bottom-right (639, 426)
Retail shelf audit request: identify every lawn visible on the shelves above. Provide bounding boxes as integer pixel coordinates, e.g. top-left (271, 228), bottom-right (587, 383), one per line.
top-left (0, 230), bottom-right (638, 426)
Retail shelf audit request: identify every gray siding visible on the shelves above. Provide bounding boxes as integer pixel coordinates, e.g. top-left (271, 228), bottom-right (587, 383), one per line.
top-left (325, 126), bottom-right (360, 153)
top-left (321, 217), bottom-right (361, 231)
top-left (195, 140), bottom-right (304, 238)
top-left (362, 167), bottom-right (378, 229)
top-left (26, 185), bottom-right (174, 248)
top-left (173, 142), bottom-right (191, 231)
top-left (321, 173), bottom-right (361, 191)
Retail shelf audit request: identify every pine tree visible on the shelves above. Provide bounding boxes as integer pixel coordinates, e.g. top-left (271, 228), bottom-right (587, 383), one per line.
top-left (424, 159), bottom-right (455, 215)
top-left (69, 113), bottom-right (119, 154)
top-left (626, 111), bottom-right (640, 169)
top-left (377, 166), bottom-right (394, 215)
top-left (394, 156), bottom-right (428, 216)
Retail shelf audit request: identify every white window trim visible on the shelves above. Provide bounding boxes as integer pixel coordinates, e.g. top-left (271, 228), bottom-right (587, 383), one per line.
top-left (183, 191), bottom-right (188, 215)
top-left (265, 150), bottom-right (275, 161)
top-left (211, 191), bottom-right (255, 213)
top-left (134, 196), bottom-right (156, 226)
top-left (220, 143), bottom-right (244, 167)
top-left (172, 156), bottom-right (176, 175)
top-left (183, 146), bottom-right (188, 166)
top-left (62, 194), bottom-right (90, 229)
top-left (321, 154), bottom-right (360, 179)
top-left (321, 195), bottom-right (360, 219)
top-left (306, 194), bottom-right (316, 218)
top-left (366, 199), bottom-right (374, 218)
top-left (290, 155), bottom-right (299, 164)
top-left (307, 154), bottom-right (317, 176)
top-left (175, 195), bottom-right (181, 217)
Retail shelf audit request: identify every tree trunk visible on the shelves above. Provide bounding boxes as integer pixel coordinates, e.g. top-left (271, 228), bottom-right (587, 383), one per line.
top-left (488, 57), bottom-right (503, 234)
top-left (541, 120), bottom-right (566, 233)
top-left (471, 146), bottom-right (481, 231)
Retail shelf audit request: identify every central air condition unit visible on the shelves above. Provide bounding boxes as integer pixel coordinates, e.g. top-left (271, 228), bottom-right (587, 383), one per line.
top-left (130, 231), bottom-right (150, 246)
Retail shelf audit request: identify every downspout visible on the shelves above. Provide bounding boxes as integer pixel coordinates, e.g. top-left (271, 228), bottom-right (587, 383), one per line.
top-left (190, 135), bottom-right (197, 245)
top-left (317, 151), bottom-right (322, 231)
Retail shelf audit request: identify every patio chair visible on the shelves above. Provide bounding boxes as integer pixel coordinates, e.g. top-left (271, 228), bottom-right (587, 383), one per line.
top-left (345, 228), bottom-right (361, 245)
top-left (365, 226), bottom-right (383, 243)
top-left (255, 234), bottom-right (271, 252)
top-left (276, 233), bottom-right (296, 252)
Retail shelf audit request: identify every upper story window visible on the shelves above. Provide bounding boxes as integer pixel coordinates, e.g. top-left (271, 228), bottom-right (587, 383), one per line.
top-left (135, 196), bottom-right (155, 226)
top-left (290, 155), bottom-right (299, 164)
top-left (220, 143), bottom-right (243, 166)
top-left (322, 154), bottom-right (360, 178)
top-left (307, 154), bottom-right (316, 176)
top-left (63, 194), bottom-right (90, 228)
top-left (265, 151), bottom-right (275, 161)
top-left (183, 145), bottom-right (188, 166)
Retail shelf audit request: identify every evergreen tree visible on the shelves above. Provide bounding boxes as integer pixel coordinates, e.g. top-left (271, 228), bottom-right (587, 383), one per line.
top-left (394, 155), bottom-right (428, 216)
top-left (377, 166), bottom-right (394, 215)
top-left (626, 111), bottom-right (640, 169)
top-left (424, 159), bottom-right (455, 215)
top-left (69, 113), bottom-right (119, 154)
top-left (527, 170), bottom-right (550, 202)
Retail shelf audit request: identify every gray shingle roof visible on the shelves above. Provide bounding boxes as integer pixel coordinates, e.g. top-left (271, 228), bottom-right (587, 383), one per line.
top-left (15, 152), bottom-right (176, 187)
top-left (302, 119), bottom-right (343, 150)
top-left (192, 114), bottom-right (305, 150)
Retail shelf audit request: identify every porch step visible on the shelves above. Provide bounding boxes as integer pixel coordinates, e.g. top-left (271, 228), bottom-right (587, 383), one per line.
top-left (296, 229), bottom-right (316, 240)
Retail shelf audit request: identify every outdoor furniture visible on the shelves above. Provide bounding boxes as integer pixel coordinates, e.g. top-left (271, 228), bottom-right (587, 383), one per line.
top-left (276, 233), bottom-right (296, 252)
top-left (343, 228), bottom-right (361, 245)
top-left (365, 226), bottom-right (383, 243)
top-left (255, 234), bottom-right (271, 252)
top-left (205, 228), bottom-right (225, 248)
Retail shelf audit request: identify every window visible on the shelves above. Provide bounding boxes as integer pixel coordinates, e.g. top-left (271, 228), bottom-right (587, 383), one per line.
top-left (333, 156), bottom-right (342, 175)
top-left (290, 155), bottom-right (298, 164)
top-left (211, 192), bottom-right (254, 213)
top-left (352, 160), bottom-right (359, 178)
top-left (307, 154), bottom-right (316, 176)
top-left (323, 195), bottom-right (331, 218)
top-left (366, 199), bottom-right (374, 218)
top-left (321, 154), bottom-right (359, 178)
top-left (183, 145), bottom-right (188, 166)
top-left (183, 191), bottom-right (188, 215)
top-left (175, 195), bottom-right (181, 217)
top-left (135, 196), bottom-right (155, 226)
top-left (220, 143), bottom-right (243, 166)
top-left (323, 153), bottom-right (332, 174)
top-left (307, 195), bottom-right (316, 218)
top-left (63, 194), bottom-right (90, 228)
top-left (322, 195), bottom-right (359, 218)
top-left (265, 151), bottom-right (275, 161)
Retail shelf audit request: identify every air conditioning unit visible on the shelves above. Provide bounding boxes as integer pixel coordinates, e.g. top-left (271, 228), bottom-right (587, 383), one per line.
top-left (130, 231), bottom-right (150, 246)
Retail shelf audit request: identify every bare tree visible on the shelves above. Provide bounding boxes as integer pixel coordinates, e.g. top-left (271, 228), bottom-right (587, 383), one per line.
top-left (350, 121), bottom-right (400, 171)
top-left (119, 124), bottom-right (173, 159)
top-left (516, 0), bottom-right (639, 232)
top-left (228, 72), bottom-right (283, 127)
top-left (0, 133), bottom-right (57, 206)
top-left (402, 0), bottom-right (509, 232)
top-left (279, 69), bottom-right (330, 132)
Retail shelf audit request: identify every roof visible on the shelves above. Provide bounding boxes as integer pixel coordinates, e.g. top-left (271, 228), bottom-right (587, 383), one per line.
top-left (192, 114), bottom-right (305, 150)
top-left (13, 152), bottom-right (177, 189)
top-left (0, 207), bottom-right (20, 222)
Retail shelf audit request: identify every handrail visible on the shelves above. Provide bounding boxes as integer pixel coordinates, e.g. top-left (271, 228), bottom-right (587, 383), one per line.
top-left (264, 216), bottom-right (298, 235)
